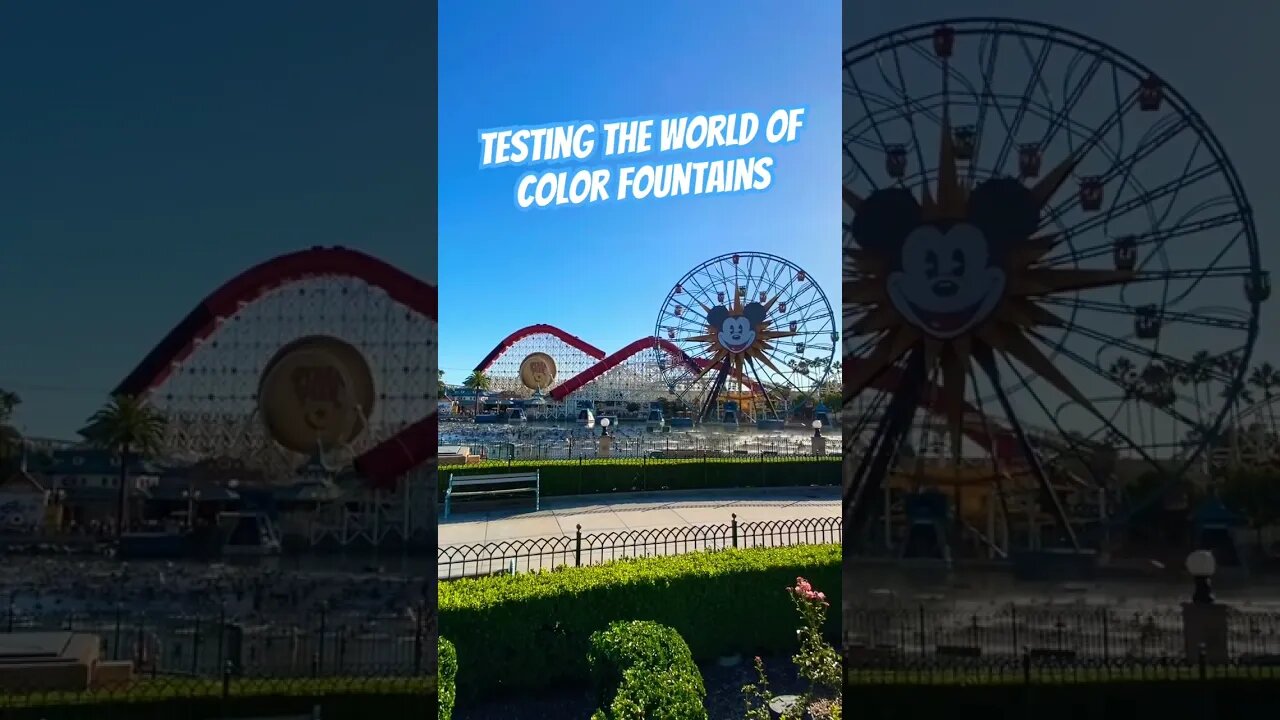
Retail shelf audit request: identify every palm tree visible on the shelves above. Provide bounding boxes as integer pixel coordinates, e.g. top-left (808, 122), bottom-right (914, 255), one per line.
top-left (1248, 362), bottom-right (1280, 435)
top-left (462, 371), bottom-right (491, 416)
top-left (1217, 352), bottom-right (1247, 463)
top-left (1183, 351), bottom-right (1215, 429)
top-left (438, 370), bottom-right (449, 401)
top-left (1108, 357), bottom-right (1138, 449)
top-left (1138, 362), bottom-right (1165, 423)
top-left (81, 395), bottom-right (166, 536)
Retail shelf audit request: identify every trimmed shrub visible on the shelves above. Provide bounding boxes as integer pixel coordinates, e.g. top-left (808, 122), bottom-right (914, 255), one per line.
top-left (440, 456), bottom-right (838, 499)
top-left (438, 637), bottom-right (457, 720)
top-left (438, 544), bottom-right (840, 698)
top-left (589, 621), bottom-right (707, 720)
top-left (593, 665), bottom-right (709, 720)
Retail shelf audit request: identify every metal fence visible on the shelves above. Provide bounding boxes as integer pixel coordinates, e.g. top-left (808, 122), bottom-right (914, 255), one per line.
top-left (844, 654), bottom-right (1280, 682)
top-left (438, 515), bottom-right (842, 579)
top-left (452, 450), bottom-right (841, 466)
top-left (449, 436), bottom-right (840, 460)
top-left (845, 604), bottom-right (1280, 660)
top-left (2, 604), bottom-right (437, 678)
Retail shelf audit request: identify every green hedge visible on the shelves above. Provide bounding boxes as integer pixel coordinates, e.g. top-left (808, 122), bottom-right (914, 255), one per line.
top-left (441, 456), bottom-right (838, 499)
top-left (0, 677), bottom-right (435, 719)
top-left (840, 681), bottom-right (1280, 719)
top-left (439, 544), bottom-right (840, 698)
top-left (439, 637), bottom-right (457, 719)
top-left (589, 621), bottom-right (707, 720)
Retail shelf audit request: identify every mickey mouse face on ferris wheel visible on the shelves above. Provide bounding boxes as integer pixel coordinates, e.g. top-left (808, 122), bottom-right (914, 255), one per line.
top-left (849, 178), bottom-right (1040, 339)
top-left (706, 302), bottom-right (767, 354)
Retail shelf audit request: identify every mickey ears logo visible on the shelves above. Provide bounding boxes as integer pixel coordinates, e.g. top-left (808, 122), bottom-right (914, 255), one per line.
top-left (848, 177), bottom-right (1039, 259)
top-left (707, 302), bottom-right (767, 354)
top-left (851, 178), bottom-right (1038, 339)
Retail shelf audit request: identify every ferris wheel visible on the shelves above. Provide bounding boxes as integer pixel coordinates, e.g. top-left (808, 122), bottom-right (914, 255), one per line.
top-left (655, 252), bottom-right (837, 425)
top-left (842, 19), bottom-right (1267, 547)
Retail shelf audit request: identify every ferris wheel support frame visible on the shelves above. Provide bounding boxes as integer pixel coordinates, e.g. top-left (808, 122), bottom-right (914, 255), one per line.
top-left (308, 467), bottom-right (435, 550)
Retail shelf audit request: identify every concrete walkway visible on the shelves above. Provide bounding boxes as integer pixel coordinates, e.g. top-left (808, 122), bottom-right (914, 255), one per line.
top-left (438, 486), bottom-right (839, 579)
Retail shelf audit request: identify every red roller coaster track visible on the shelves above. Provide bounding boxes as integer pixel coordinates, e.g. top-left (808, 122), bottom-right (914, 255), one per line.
top-left (114, 246), bottom-right (437, 487)
top-left (547, 337), bottom-right (760, 401)
top-left (472, 324), bottom-right (606, 374)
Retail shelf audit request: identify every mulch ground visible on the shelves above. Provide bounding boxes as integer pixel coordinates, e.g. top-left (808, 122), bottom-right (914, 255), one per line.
top-left (454, 653), bottom-right (810, 719)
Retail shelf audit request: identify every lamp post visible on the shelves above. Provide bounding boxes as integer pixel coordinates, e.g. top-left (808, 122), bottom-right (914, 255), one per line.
top-left (810, 419), bottom-right (826, 456)
top-left (598, 417), bottom-right (613, 458)
top-left (1181, 548), bottom-right (1227, 663)
top-left (1186, 550), bottom-right (1216, 605)
top-left (52, 489), bottom-right (66, 534)
top-left (182, 489), bottom-right (202, 530)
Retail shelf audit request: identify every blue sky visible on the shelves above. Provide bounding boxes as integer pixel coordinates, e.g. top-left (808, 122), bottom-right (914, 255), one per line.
top-left (438, 0), bottom-right (840, 383)
top-left (0, 2), bottom-right (434, 438)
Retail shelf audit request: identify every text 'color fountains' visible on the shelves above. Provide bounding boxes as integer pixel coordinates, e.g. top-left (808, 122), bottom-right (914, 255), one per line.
top-left (656, 252), bottom-right (837, 427)
top-left (842, 19), bottom-right (1266, 553)
top-left (115, 246), bottom-right (437, 549)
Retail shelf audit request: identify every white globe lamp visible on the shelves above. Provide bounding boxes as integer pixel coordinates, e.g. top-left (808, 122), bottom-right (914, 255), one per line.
top-left (1185, 550), bottom-right (1216, 604)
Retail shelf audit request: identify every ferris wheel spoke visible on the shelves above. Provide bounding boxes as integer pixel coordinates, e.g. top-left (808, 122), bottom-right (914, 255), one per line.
top-left (847, 66), bottom-right (892, 163)
top-left (1122, 230), bottom-right (1241, 308)
top-left (844, 332), bottom-right (883, 360)
top-left (1028, 331), bottom-right (1204, 443)
top-left (1013, 33), bottom-right (1061, 128)
top-left (770, 299), bottom-right (829, 332)
top-left (903, 36), bottom-right (983, 105)
top-left (967, 31), bottom-right (1004, 186)
top-left (843, 90), bottom-right (943, 141)
top-left (844, 380), bottom-right (896, 457)
top-left (1038, 210), bottom-right (1244, 269)
top-left (782, 307), bottom-right (833, 338)
top-left (881, 45), bottom-right (933, 184)
top-left (995, 351), bottom-right (1107, 466)
top-left (1037, 296), bottom-right (1250, 333)
top-left (1110, 267), bottom-right (1257, 310)
top-left (1039, 106), bottom-right (1183, 229)
top-left (1049, 323), bottom-right (1230, 386)
top-left (972, 342), bottom-right (1081, 549)
top-left (1049, 161), bottom-right (1220, 244)
top-left (1035, 51), bottom-right (1104, 154)
top-left (991, 37), bottom-right (1054, 173)
top-left (996, 348), bottom-right (1164, 477)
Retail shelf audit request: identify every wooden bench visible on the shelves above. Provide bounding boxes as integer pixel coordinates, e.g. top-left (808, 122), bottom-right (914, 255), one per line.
top-left (444, 471), bottom-right (540, 519)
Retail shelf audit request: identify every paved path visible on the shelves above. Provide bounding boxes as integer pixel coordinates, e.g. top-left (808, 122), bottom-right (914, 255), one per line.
top-left (438, 486), bottom-right (839, 578)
